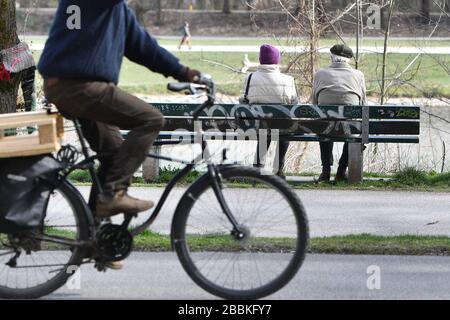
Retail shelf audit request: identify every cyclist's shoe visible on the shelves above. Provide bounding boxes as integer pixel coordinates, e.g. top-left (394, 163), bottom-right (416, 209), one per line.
top-left (96, 190), bottom-right (154, 218)
top-left (105, 260), bottom-right (123, 270)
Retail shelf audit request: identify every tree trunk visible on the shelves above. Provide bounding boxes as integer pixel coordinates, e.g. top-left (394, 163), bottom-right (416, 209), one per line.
top-left (309, 0), bottom-right (319, 84)
top-left (222, 0), bottom-right (231, 14)
top-left (156, 0), bottom-right (163, 25)
top-left (0, 0), bottom-right (21, 114)
top-left (128, 0), bottom-right (145, 25)
top-left (420, 0), bottom-right (431, 24)
top-left (380, 0), bottom-right (396, 105)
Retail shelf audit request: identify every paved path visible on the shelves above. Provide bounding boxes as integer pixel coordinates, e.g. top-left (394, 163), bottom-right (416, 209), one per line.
top-left (48, 253), bottom-right (450, 299)
top-left (29, 42), bottom-right (450, 54)
top-left (69, 187), bottom-right (450, 237)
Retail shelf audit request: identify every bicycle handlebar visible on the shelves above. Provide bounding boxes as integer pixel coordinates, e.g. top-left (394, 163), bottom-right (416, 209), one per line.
top-left (167, 82), bottom-right (207, 94)
top-left (167, 73), bottom-right (215, 120)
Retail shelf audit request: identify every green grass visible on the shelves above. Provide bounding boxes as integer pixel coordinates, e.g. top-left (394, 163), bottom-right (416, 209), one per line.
top-left (133, 230), bottom-right (296, 252)
top-left (393, 167), bottom-right (450, 187)
top-left (4, 229), bottom-right (450, 256)
top-left (68, 166), bottom-right (450, 192)
top-left (68, 166), bottom-right (202, 185)
top-left (24, 35), bottom-right (450, 48)
top-left (119, 231), bottom-right (450, 256)
top-left (0, 230), bottom-right (450, 256)
top-left (32, 49), bottom-right (450, 98)
top-left (310, 234), bottom-right (450, 256)
top-left (288, 168), bottom-right (449, 192)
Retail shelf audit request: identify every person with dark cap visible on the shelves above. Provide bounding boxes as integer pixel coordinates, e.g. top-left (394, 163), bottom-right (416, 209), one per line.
top-left (239, 44), bottom-right (298, 177)
top-left (312, 44), bottom-right (367, 182)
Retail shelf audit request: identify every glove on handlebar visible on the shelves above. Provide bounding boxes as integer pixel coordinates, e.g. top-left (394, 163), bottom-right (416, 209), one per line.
top-left (175, 66), bottom-right (201, 83)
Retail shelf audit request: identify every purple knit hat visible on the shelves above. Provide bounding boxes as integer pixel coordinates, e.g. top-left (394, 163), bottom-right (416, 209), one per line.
top-left (259, 44), bottom-right (281, 65)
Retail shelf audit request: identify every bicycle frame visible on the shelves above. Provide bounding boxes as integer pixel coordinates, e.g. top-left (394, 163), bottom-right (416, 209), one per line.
top-left (61, 82), bottom-right (245, 239)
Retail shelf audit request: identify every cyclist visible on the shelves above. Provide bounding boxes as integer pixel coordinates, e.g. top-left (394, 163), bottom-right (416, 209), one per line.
top-left (38, 1), bottom-right (201, 219)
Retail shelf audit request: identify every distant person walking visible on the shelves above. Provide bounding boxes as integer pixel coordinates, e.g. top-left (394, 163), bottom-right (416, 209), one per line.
top-left (178, 21), bottom-right (192, 50)
top-left (239, 44), bottom-right (298, 177)
top-left (312, 44), bottom-right (367, 182)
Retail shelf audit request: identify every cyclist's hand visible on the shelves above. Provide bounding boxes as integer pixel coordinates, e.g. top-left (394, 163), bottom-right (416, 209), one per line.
top-left (176, 66), bottom-right (201, 83)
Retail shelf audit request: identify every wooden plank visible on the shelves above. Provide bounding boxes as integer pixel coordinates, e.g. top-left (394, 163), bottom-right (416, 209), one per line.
top-left (151, 103), bottom-right (420, 120)
top-left (38, 120), bottom-right (57, 145)
top-left (286, 134), bottom-right (419, 143)
top-left (370, 105), bottom-right (420, 120)
top-left (142, 146), bottom-right (161, 181)
top-left (369, 121), bottom-right (420, 135)
top-left (0, 112), bottom-right (63, 158)
top-left (0, 135), bottom-right (60, 158)
top-left (153, 132), bottom-right (419, 144)
top-left (0, 118), bottom-right (55, 130)
top-left (348, 143), bottom-right (364, 183)
top-left (159, 118), bottom-right (419, 136)
top-left (56, 114), bottom-right (65, 138)
top-left (0, 110), bottom-right (58, 122)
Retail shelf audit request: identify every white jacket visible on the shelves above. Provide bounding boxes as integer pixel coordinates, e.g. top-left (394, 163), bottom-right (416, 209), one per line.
top-left (239, 65), bottom-right (298, 104)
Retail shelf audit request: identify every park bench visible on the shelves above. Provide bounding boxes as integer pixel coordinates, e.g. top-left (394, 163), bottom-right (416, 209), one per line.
top-left (143, 103), bottom-right (420, 183)
top-left (0, 104), bottom-right (419, 183)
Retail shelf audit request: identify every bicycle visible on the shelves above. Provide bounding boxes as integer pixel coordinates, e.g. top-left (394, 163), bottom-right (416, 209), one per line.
top-left (0, 75), bottom-right (309, 300)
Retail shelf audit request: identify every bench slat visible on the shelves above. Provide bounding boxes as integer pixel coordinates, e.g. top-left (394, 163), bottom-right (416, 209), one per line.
top-left (151, 103), bottom-right (420, 120)
top-left (153, 132), bottom-right (419, 144)
top-left (159, 119), bottom-right (419, 135)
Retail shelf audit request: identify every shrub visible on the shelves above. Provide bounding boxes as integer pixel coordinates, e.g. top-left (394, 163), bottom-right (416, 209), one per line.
top-left (394, 167), bottom-right (428, 186)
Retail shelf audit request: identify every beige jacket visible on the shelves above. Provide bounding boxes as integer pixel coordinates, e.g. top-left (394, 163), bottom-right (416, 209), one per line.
top-left (239, 65), bottom-right (298, 104)
top-left (312, 62), bottom-right (367, 106)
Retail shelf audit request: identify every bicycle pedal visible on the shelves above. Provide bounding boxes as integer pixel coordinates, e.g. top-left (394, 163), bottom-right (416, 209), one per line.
top-left (94, 262), bottom-right (107, 272)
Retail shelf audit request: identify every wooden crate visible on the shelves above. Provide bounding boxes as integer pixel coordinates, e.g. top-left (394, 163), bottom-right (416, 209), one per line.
top-left (0, 111), bottom-right (64, 158)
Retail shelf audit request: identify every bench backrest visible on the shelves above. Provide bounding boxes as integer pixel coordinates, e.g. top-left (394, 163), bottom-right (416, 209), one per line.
top-left (151, 103), bottom-right (420, 143)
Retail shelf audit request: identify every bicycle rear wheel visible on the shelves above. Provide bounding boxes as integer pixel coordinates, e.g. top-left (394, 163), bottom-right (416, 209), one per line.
top-left (172, 166), bottom-right (309, 299)
top-left (0, 180), bottom-right (89, 299)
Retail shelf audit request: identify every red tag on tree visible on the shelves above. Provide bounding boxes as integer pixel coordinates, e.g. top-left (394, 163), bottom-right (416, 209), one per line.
top-left (0, 62), bottom-right (11, 81)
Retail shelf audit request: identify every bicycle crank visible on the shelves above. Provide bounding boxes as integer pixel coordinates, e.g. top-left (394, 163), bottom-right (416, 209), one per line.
top-left (95, 223), bottom-right (133, 263)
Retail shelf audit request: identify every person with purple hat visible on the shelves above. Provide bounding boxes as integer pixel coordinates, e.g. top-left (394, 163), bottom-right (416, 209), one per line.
top-left (239, 44), bottom-right (298, 178)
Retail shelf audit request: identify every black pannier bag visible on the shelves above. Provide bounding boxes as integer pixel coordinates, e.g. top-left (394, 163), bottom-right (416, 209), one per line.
top-left (0, 155), bottom-right (64, 234)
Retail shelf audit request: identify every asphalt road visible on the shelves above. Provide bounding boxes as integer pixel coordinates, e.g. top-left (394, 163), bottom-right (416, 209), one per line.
top-left (72, 187), bottom-right (450, 237)
top-left (48, 252), bottom-right (450, 300)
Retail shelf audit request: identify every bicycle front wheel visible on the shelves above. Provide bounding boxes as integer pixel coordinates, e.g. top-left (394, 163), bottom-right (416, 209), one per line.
top-left (172, 166), bottom-right (309, 299)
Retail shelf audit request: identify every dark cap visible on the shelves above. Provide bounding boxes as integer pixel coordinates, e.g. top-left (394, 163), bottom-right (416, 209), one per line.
top-left (330, 44), bottom-right (354, 58)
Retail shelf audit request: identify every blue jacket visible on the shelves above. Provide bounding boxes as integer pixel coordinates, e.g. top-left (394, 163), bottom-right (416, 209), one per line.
top-left (38, 0), bottom-right (183, 84)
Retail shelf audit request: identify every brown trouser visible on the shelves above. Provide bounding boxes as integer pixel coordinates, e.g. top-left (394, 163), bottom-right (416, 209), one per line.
top-left (44, 79), bottom-right (164, 206)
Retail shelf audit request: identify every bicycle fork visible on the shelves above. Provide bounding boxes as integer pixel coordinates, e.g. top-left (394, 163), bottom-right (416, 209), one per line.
top-left (207, 164), bottom-right (247, 240)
